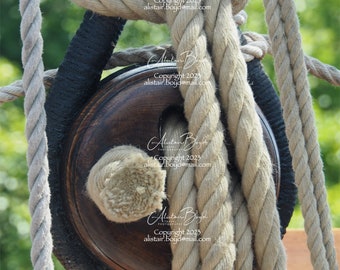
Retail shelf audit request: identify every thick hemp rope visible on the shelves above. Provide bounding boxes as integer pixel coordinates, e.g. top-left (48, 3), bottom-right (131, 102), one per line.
top-left (67, 1), bottom-right (335, 265)
top-left (162, 113), bottom-right (254, 270)
top-left (162, 113), bottom-right (200, 270)
top-left (71, 0), bottom-right (283, 269)
top-left (86, 145), bottom-right (167, 223)
top-left (203, 1), bottom-right (285, 268)
top-left (1, 1), bottom-right (338, 270)
top-left (85, 112), bottom-right (254, 269)
top-left (19, 0), bottom-right (53, 269)
top-left (263, 0), bottom-right (338, 269)
top-left (1, 1), bottom-right (278, 269)
top-left (165, 2), bottom-right (236, 269)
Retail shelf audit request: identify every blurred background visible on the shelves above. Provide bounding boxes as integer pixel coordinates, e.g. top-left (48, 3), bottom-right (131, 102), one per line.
top-left (0, 0), bottom-right (339, 269)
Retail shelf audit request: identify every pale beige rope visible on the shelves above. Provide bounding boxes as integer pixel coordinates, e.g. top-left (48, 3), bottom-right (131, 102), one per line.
top-left (206, 13), bottom-right (255, 263)
top-left (204, 1), bottom-right (285, 269)
top-left (305, 56), bottom-right (340, 86)
top-left (165, 1), bottom-right (235, 269)
top-left (72, 0), bottom-right (166, 23)
top-left (1, 1), bottom-right (338, 268)
top-left (264, 0), bottom-right (338, 269)
top-left (229, 170), bottom-right (255, 270)
top-left (0, 80), bottom-right (25, 103)
top-left (19, 0), bottom-right (53, 269)
top-left (162, 114), bottom-right (200, 270)
top-left (86, 145), bottom-right (166, 223)
top-left (71, 0), bottom-right (245, 23)
top-left (0, 69), bottom-right (56, 105)
top-left (161, 6), bottom-right (253, 269)
top-left (162, 113), bottom-right (254, 270)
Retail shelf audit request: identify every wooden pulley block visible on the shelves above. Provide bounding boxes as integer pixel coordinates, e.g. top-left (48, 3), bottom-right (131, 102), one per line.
top-left (60, 63), bottom-right (281, 269)
top-left (46, 12), bottom-right (295, 269)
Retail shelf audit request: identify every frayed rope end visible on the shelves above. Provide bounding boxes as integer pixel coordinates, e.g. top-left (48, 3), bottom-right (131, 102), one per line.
top-left (87, 145), bottom-right (166, 223)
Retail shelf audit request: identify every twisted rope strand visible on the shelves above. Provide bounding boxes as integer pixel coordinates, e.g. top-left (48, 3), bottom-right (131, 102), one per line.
top-left (2, 0), bottom-right (338, 269)
top-left (0, 69), bottom-right (56, 105)
top-left (305, 56), bottom-right (340, 86)
top-left (165, 1), bottom-right (235, 268)
top-left (72, 0), bottom-right (166, 23)
top-left (229, 170), bottom-right (254, 270)
top-left (163, 114), bottom-right (200, 270)
top-left (204, 0), bottom-right (286, 268)
top-left (19, 0), bottom-right (53, 269)
top-left (263, 0), bottom-right (338, 269)
top-left (0, 80), bottom-right (25, 103)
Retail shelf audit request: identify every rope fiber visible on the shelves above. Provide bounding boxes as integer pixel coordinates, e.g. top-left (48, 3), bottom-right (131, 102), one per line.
top-left (0, 0), bottom-right (338, 269)
top-left (263, 0), bottom-right (338, 268)
top-left (19, 0), bottom-right (53, 268)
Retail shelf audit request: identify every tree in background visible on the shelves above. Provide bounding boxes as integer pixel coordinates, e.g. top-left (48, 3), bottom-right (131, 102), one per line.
top-left (0, 0), bottom-right (339, 269)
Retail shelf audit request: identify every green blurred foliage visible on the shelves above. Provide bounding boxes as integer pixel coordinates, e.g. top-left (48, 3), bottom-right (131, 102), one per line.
top-left (0, 0), bottom-right (339, 269)
top-left (243, 1), bottom-right (340, 228)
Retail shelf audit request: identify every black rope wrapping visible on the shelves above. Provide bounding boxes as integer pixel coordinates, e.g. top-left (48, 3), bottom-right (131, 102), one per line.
top-left (247, 59), bottom-right (297, 237)
top-left (45, 11), bottom-right (126, 269)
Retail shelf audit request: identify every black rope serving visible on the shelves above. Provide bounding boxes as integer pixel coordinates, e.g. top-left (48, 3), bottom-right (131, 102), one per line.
top-left (45, 11), bottom-right (125, 269)
top-left (247, 59), bottom-right (297, 237)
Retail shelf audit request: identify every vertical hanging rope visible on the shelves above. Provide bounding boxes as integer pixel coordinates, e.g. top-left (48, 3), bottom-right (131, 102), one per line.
top-left (161, 113), bottom-right (254, 270)
top-left (229, 170), bottom-right (255, 270)
top-left (61, 0), bottom-right (290, 268)
top-left (162, 114), bottom-right (200, 270)
top-left (165, 1), bottom-right (236, 269)
top-left (0, 0), bottom-right (334, 269)
top-left (263, 0), bottom-right (338, 269)
top-left (204, 1), bottom-right (286, 268)
top-left (19, 0), bottom-right (53, 269)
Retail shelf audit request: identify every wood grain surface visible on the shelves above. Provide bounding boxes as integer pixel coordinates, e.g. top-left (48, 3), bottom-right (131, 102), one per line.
top-left (61, 63), bottom-right (286, 269)
top-left (283, 229), bottom-right (340, 269)
top-left (62, 64), bottom-right (182, 269)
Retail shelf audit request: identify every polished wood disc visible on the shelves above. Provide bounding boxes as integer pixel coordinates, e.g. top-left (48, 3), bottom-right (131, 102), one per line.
top-left (61, 63), bottom-right (280, 269)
